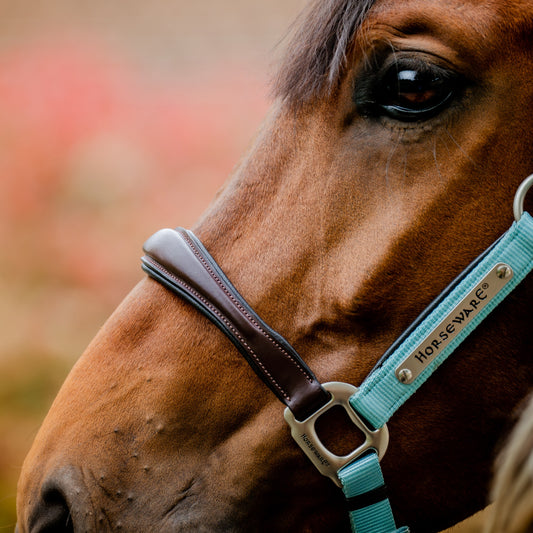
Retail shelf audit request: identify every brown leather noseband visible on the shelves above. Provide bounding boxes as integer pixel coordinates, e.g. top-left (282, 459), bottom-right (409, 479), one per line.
top-left (141, 227), bottom-right (331, 421)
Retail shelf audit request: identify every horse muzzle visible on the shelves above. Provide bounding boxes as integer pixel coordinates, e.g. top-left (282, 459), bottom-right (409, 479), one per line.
top-left (18, 465), bottom-right (95, 533)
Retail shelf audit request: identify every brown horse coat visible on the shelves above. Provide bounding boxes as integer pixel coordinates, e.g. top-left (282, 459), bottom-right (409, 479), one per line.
top-left (16, 0), bottom-right (533, 531)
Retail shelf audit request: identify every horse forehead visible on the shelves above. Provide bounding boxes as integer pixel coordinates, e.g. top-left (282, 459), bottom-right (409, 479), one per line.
top-left (366, 0), bottom-right (533, 53)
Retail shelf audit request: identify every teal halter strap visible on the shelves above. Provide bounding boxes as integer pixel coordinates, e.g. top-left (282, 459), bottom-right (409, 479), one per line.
top-left (339, 451), bottom-right (408, 533)
top-left (338, 210), bottom-right (533, 532)
top-left (352, 212), bottom-right (533, 428)
top-left (142, 175), bottom-right (533, 533)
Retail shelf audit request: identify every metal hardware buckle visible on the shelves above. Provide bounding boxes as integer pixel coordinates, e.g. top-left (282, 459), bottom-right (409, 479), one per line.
top-left (514, 173), bottom-right (533, 222)
top-left (283, 382), bottom-right (389, 487)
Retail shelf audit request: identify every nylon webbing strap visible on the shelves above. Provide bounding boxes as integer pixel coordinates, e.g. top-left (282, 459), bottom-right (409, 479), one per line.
top-left (139, 210), bottom-right (533, 533)
top-left (339, 452), bottom-right (409, 533)
top-left (349, 212), bottom-right (533, 430)
top-left (350, 213), bottom-right (533, 428)
top-left (336, 212), bottom-right (533, 533)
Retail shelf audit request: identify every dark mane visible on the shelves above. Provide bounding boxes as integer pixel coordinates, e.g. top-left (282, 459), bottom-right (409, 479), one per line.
top-left (272, 0), bottom-right (376, 106)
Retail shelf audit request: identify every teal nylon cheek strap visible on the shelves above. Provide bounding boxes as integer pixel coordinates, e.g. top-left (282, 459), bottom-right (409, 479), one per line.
top-left (350, 211), bottom-right (533, 428)
top-left (141, 175), bottom-right (533, 533)
top-left (338, 210), bottom-right (533, 533)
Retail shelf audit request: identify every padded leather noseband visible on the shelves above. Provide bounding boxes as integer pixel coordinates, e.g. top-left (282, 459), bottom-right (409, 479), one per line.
top-left (140, 175), bottom-right (533, 533)
top-left (142, 227), bottom-right (331, 421)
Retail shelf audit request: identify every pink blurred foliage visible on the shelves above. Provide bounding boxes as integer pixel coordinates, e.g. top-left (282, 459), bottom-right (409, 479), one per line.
top-left (0, 40), bottom-right (269, 527)
top-left (0, 39), bottom-right (269, 298)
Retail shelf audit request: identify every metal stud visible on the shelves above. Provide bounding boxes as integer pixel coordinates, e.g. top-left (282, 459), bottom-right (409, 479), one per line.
top-left (397, 368), bottom-right (413, 384)
top-left (496, 264), bottom-right (513, 279)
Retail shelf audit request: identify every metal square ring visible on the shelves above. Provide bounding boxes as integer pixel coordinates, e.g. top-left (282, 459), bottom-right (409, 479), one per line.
top-left (284, 382), bottom-right (389, 487)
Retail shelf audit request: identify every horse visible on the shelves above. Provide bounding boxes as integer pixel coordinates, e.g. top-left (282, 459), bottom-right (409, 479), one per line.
top-left (485, 394), bottom-right (533, 533)
top-left (15, 0), bottom-right (533, 531)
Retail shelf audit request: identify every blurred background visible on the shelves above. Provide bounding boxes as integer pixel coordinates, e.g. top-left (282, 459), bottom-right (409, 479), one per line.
top-left (0, 1), bottom-right (485, 531)
top-left (0, 0), bottom-right (305, 527)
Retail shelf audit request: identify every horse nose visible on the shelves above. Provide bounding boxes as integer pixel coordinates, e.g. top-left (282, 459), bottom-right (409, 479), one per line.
top-left (22, 467), bottom-right (91, 533)
top-left (28, 482), bottom-right (74, 533)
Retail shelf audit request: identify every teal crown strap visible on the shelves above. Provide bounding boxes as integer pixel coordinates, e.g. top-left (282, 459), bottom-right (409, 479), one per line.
top-left (350, 212), bottom-right (533, 430)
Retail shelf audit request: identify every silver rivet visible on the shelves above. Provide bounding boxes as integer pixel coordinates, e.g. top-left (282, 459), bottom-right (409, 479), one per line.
top-left (496, 264), bottom-right (513, 279)
top-left (397, 368), bottom-right (413, 384)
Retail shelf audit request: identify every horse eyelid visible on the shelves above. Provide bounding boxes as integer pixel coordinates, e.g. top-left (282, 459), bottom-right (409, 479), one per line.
top-left (353, 59), bottom-right (461, 122)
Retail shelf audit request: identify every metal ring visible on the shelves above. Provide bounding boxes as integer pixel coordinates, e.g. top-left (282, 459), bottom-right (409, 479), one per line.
top-left (514, 174), bottom-right (533, 222)
top-left (283, 382), bottom-right (389, 487)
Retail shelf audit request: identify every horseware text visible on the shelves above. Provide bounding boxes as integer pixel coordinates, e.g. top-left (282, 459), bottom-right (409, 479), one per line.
top-left (396, 263), bottom-right (513, 383)
top-left (300, 433), bottom-right (331, 466)
top-left (414, 287), bottom-right (487, 363)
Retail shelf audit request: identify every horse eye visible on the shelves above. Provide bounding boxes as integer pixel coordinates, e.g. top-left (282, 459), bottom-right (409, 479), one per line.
top-left (376, 64), bottom-right (458, 121)
top-left (354, 59), bottom-right (461, 123)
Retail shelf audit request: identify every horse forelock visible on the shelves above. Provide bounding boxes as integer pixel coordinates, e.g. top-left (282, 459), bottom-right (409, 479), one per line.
top-left (272, 0), bottom-right (533, 109)
top-left (272, 0), bottom-right (376, 107)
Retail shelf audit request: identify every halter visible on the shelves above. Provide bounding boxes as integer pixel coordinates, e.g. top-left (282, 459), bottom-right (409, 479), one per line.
top-left (141, 175), bottom-right (533, 533)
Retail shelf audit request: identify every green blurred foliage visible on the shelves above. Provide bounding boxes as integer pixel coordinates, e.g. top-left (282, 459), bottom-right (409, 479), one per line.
top-left (0, 354), bottom-right (71, 528)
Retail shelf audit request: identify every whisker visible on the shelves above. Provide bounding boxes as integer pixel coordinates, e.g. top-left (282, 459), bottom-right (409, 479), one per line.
top-left (385, 132), bottom-right (403, 187)
top-left (444, 127), bottom-right (476, 165)
top-left (432, 135), bottom-right (444, 182)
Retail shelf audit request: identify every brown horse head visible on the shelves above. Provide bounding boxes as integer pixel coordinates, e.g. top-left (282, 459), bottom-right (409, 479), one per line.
top-left (16, 0), bottom-right (533, 531)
